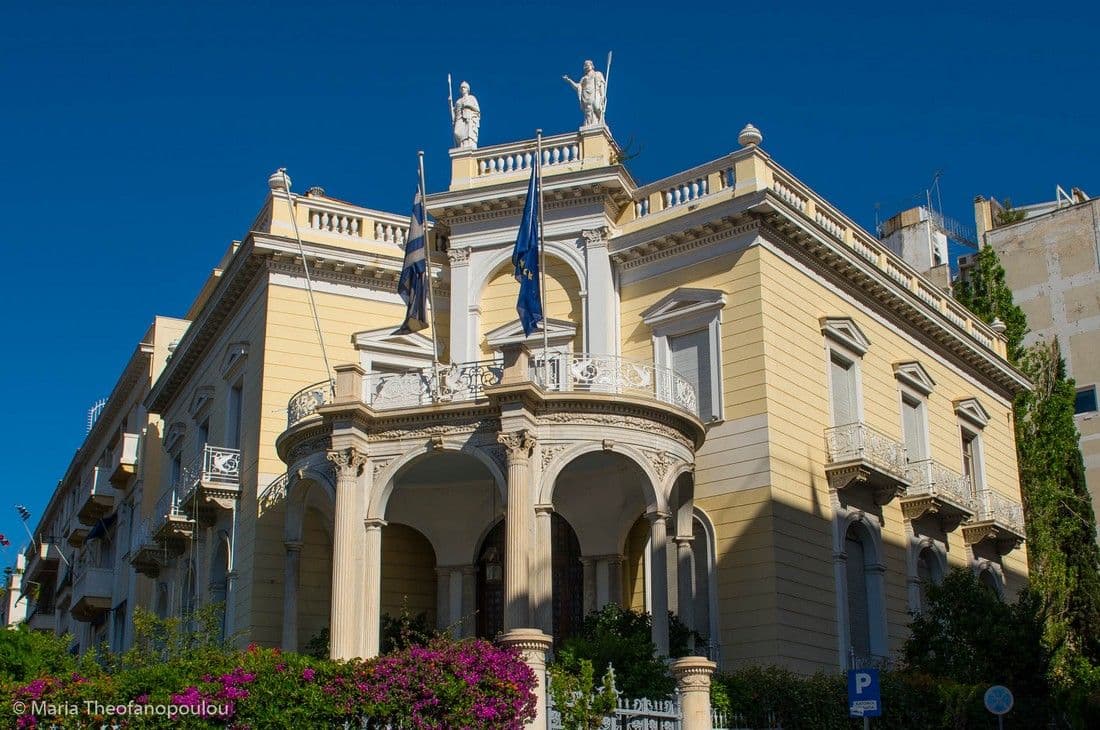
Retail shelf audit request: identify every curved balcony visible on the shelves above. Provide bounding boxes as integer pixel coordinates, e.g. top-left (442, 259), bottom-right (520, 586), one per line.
top-left (287, 380), bottom-right (334, 428)
top-left (529, 353), bottom-right (697, 416)
top-left (900, 459), bottom-right (975, 530)
top-left (824, 422), bottom-right (909, 504)
top-left (177, 444), bottom-right (241, 525)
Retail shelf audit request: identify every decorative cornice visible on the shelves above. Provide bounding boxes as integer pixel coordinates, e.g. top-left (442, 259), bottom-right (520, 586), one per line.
top-left (612, 219), bottom-right (760, 270)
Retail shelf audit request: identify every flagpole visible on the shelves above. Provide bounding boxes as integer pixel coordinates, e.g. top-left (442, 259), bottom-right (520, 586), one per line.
top-left (418, 151), bottom-right (442, 398)
top-left (535, 130), bottom-right (549, 386)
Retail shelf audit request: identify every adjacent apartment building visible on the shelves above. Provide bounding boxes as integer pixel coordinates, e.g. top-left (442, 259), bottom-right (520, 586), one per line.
top-left (966, 190), bottom-right (1099, 538)
top-left (16, 117), bottom-right (1028, 674)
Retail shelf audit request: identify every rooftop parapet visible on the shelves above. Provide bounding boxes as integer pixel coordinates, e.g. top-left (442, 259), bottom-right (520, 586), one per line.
top-left (448, 126), bottom-right (618, 191)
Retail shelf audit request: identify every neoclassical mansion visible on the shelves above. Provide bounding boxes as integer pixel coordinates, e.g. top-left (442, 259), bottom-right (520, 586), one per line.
top-left (19, 117), bottom-right (1028, 682)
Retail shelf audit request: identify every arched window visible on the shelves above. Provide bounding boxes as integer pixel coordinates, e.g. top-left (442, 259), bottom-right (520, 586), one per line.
top-left (845, 527), bottom-right (872, 662)
top-left (916, 547), bottom-right (943, 612)
top-left (840, 518), bottom-right (885, 667)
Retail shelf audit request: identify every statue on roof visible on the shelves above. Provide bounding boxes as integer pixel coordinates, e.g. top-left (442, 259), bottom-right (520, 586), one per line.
top-left (449, 78), bottom-right (480, 149)
top-left (562, 54), bottom-right (610, 128)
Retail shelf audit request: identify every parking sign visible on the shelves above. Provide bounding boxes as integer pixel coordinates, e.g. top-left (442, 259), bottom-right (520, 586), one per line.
top-left (847, 668), bottom-right (882, 718)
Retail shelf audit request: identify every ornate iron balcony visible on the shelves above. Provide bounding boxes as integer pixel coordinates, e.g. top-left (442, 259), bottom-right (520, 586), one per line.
top-left (823, 422), bottom-right (909, 504)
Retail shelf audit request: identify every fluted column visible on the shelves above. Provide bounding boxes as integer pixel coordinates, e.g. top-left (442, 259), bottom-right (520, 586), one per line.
top-left (675, 535), bottom-right (696, 651)
top-left (498, 430), bottom-right (537, 630)
top-left (461, 565), bottom-right (477, 637)
top-left (281, 541), bottom-right (303, 651)
top-left (436, 568), bottom-right (451, 632)
top-left (607, 554), bottom-right (624, 607)
top-left (647, 510), bottom-right (671, 656)
top-left (581, 557), bottom-right (597, 614)
top-left (363, 517), bottom-right (386, 657)
top-left (533, 505), bottom-right (554, 635)
top-left (327, 447), bottom-right (367, 660)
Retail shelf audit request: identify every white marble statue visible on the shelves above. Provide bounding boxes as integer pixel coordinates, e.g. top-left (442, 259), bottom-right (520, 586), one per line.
top-left (450, 80), bottom-right (480, 149)
top-left (562, 58), bottom-right (608, 127)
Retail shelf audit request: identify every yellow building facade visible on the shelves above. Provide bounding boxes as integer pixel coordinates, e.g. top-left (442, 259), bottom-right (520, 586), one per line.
top-left (22, 122), bottom-right (1027, 682)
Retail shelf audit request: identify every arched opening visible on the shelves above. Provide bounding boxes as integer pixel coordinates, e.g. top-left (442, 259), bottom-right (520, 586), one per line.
top-left (479, 256), bottom-right (584, 357)
top-left (209, 537), bottom-right (229, 640)
top-left (384, 450), bottom-right (504, 637)
top-left (475, 513), bottom-right (583, 642)
top-left (915, 546), bottom-right (943, 612)
top-left (692, 511), bottom-right (717, 651)
top-left (297, 496), bottom-right (333, 651)
top-left (843, 520), bottom-right (884, 666)
top-left (979, 566), bottom-right (1002, 599)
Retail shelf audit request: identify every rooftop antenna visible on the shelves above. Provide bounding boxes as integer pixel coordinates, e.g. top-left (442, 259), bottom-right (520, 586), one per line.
top-left (86, 398), bottom-right (107, 434)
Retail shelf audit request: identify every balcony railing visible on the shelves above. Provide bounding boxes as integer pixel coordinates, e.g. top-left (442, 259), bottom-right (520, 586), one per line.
top-left (72, 565), bottom-right (113, 621)
top-left (528, 353), bottom-right (698, 416)
top-left (904, 458), bottom-right (976, 512)
top-left (976, 487), bottom-right (1025, 535)
top-left (76, 466), bottom-right (115, 525)
top-left (365, 360), bottom-right (504, 410)
top-left (287, 380), bottom-right (334, 428)
top-left (823, 422), bottom-right (909, 480)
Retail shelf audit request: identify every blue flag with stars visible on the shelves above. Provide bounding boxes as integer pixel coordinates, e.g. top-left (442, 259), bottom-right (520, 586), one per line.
top-left (512, 163), bottom-right (543, 336)
top-left (396, 186), bottom-right (429, 333)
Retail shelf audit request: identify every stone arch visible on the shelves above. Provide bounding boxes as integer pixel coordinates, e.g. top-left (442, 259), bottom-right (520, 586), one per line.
top-left (975, 558), bottom-right (1005, 600)
top-left (209, 531), bottom-right (231, 638)
top-left (692, 506), bottom-right (720, 653)
top-left (380, 522), bottom-right (438, 629)
top-left (370, 440), bottom-right (506, 520)
top-left (284, 468), bottom-right (336, 543)
top-left (540, 441), bottom-right (667, 514)
top-left (471, 242), bottom-right (587, 310)
top-left (835, 511), bottom-right (887, 666)
top-left (476, 248), bottom-right (586, 356)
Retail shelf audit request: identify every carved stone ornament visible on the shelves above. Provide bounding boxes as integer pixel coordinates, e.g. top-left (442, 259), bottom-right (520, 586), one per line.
top-left (447, 247), bottom-right (470, 265)
top-left (538, 412), bottom-right (693, 450)
top-left (372, 458), bottom-right (395, 479)
top-left (497, 430), bottom-right (537, 459)
top-left (540, 443), bottom-right (568, 470)
top-left (580, 227), bottom-right (609, 249)
top-left (326, 447), bottom-right (367, 478)
top-left (646, 450), bottom-right (677, 481)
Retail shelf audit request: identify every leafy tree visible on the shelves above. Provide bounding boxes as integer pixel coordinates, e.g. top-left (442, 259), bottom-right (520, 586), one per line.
top-left (954, 242), bottom-right (1100, 707)
top-left (995, 198), bottom-right (1027, 225)
top-left (953, 242), bottom-right (1028, 363)
top-left (548, 659), bottom-right (618, 729)
top-left (552, 604), bottom-right (675, 699)
top-left (0, 624), bottom-right (89, 683)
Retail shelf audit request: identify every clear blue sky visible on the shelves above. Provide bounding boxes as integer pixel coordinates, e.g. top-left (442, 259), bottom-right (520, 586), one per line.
top-left (1, 0), bottom-right (1097, 556)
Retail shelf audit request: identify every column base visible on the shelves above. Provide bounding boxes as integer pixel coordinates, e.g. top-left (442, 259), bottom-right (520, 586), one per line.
top-left (499, 628), bottom-right (554, 730)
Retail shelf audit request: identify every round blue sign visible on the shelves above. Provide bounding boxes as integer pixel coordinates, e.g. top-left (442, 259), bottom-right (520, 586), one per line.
top-left (984, 685), bottom-right (1014, 715)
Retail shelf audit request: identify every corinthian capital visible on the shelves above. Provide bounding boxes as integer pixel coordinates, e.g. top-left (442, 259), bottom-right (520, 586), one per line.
top-left (497, 429), bottom-right (537, 458)
top-left (447, 246), bottom-right (471, 265)
top-left (326, 447), bottom-right (367, 477)
top-left (580, 227), bottom-right (609, 249)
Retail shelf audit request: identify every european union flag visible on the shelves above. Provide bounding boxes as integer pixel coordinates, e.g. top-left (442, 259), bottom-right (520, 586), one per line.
top-left (512, 163), bottom-right (543, 336)
top-left (396, 187), bottom-right (429, 333)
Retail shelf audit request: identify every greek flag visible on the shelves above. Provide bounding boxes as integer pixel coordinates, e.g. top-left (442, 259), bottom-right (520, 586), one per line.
top-left (396, 187), bottom-right (429, 333)
top-left (512, 164), bottom-right (543, 336)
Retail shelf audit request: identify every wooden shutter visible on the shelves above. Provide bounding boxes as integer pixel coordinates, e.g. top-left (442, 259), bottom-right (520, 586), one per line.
top-left (830, 356), bottom-right (856, 425)
top-left (670, 329), bottom-right (712, 420)
top-left (902, 397), bottom-right (926, 460)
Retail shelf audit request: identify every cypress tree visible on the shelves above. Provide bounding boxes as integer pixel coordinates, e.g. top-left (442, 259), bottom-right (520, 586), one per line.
top-left (954, 243), bottom-right (1100, 686)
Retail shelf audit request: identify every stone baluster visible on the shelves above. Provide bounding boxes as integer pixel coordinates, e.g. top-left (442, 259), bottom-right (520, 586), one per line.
top-left (647, 510), bottom-right (671, 656)
top-left (281, 540), bottom-right (303, 652)
top-left (671, 657), bottom-right (718, 730)
top-left (326, 446), bottom-right (367, 659)
top-left (498, 430), bottom-right (537, 630)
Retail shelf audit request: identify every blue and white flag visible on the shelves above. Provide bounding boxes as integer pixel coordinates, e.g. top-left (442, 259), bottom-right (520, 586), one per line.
top-left (512, 164), bottom-right (543, 336)
top-left (396, 187), bottom-right (429, 333)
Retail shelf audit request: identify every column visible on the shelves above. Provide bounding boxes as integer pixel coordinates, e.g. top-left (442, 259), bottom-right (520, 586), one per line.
top-left (363, 518), bottom-right (386, 657)
top-left (499, 629), bottom-right (554, 730)
top-left (533, 505), bottom-right (554, 635)
top-left (446, 247), bottom-right (472, 361)
top-left (327, 446), bottom-right (367, 660)
top-left (582, 227), bottom-right (617, 357)
top-left (675, 535), bottom-right (696, 651)
top-left (607, 554), bottom-right (623, 607)
top-left (581, 557), bottom-right (596, 614)
top-left (671, 657), bottom-right (717, 730)
top-left (647, 510), bottom-right (671, 656)
top-left (499, 430), bottom-right (536, 630)
top-left (224, 570), bottom-right (237, 641)
top-left (461, 565), bottom-right (477, 637)
top-left (281, 541), bottom-right (303, 652)
top-left (436, 568), bottom-right (451, 633)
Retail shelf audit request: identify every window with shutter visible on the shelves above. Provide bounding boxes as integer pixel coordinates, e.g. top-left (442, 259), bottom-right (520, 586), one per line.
top-left (670, 329), bottom-right (712, 421)
top-left (830, 355), bottom-right (856, 426)
top-left (846, 530), bottom-right (871, 663)
top-left (902, 396), bottom-right (927, 461)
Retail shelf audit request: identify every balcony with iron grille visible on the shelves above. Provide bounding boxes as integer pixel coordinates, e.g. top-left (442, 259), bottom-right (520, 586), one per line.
top-left (71, 559), bottom-right (113, 622)
top-left (129, 519), bottom-right (164, 578)
top-left (900, 459), bottom-right (976, 531)
top-left (823, 422), bottom-right (910, 505)
top-left (108, 432), bottom-right (141, 489)
top-left (75, 466), bottom-right (114, 526)
top-left (148, 487), bottom-right (194, 558)
top-left (176, 444), bottom-right (242, 526)
top-left (962, 487), bottom-right (1026, 554)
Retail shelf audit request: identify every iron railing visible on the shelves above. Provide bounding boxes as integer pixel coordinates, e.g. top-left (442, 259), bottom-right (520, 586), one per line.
top-left (529, 353), bottom-right (698, 416)
top-left (824, 422), bottom-right (909, 479)
top-left (904, 458), bottom-right (975, 511)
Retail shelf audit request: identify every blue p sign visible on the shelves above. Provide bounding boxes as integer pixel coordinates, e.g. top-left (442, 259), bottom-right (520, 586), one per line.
top-left (847, 668), bottom-right (881, 718)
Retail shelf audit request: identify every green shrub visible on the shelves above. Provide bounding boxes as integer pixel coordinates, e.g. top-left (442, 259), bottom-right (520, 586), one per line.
top-left (548, 659), bottom-right (618, 729)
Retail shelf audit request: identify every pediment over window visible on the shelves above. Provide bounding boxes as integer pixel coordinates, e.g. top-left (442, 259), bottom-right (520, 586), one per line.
top-left (820, 317), bottom-right (871, 357)
top-left (165, 422), bottom-right (187, 453)
top-left (220, 342), bottom-right (249, 379)
top-left (485, 318), bottom-right (577, 350)
top-left (954, 397), bottom-right (990, 428)
top-left (641, 288), bottom-right (726, 328)
top-left (893, 361), bottom-right (935, 396)
top-left (353, 328), bottom-right (437, 360)
top-left (188, 386), bottom-right (215, 418)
